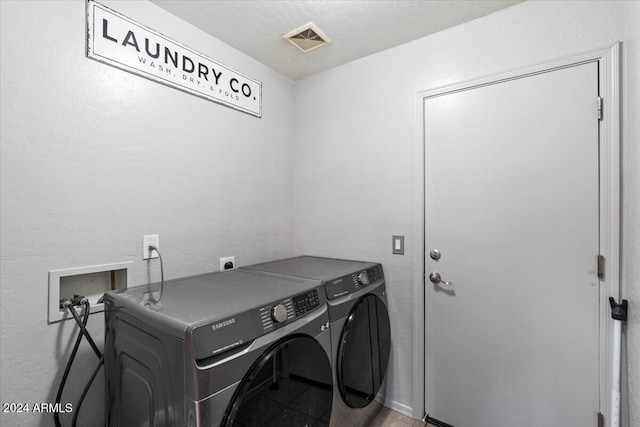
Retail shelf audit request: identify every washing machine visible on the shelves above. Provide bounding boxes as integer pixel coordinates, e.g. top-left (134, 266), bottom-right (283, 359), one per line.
top-left (104, 269), bottom-right (334, 427)
top-left (241, 256), bottom-right (391, 427)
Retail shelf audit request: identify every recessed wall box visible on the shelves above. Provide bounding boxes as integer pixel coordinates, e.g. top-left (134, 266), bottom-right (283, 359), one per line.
top-left (48, 261), bottom-right (133, 323)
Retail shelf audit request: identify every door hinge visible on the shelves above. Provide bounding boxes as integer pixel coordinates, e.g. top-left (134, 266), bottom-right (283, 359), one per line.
top-left (597, 96), bottom-right (603, 121)
top-left (597, 255), bottom-right (605, 280)
top-left (597, 411), bottom-right (604, 427)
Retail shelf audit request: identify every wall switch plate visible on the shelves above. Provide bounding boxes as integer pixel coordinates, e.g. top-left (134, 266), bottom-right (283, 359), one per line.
top-left (392, 235), bottom-right (405, 255)
top-left (220, 256), bottom-right (235, 271)
top-left (143, 234), bottom-right (159, 260)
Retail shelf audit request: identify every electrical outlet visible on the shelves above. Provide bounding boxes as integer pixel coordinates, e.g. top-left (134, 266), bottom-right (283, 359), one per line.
top-left (143, 235), bottom-right (159, 260)
top-left (220, 256), bottom-right (235, 271)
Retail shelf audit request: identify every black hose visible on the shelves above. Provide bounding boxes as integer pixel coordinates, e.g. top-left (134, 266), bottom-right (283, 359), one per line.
top-left (54, 301), bottom-right (90, 427)
top-left (152, 245), bottom-right (164, 284)
top-left (145, 245), bottom-right (165, 303)
top-left (66, 301), bottom-right (102, 359)
top-left (71, 354), bottom-right (104, 427)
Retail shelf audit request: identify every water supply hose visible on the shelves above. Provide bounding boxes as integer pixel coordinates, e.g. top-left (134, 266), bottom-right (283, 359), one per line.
top-left (54, 300), bottom-right (90, 427)
top-left (55, 299), bottom-right (104, 427)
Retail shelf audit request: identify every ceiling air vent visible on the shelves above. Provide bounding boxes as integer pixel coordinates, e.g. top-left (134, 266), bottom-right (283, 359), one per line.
top-left (283, 22), bottom-right (330, 53)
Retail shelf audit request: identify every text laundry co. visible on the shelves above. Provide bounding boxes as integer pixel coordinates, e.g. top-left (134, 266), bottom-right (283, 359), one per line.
top-left (87, 1), bottom-right (262, 116)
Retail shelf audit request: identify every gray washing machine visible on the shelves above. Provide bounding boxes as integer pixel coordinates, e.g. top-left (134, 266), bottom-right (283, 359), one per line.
top-left (241, 256), bottom-right (391, 427)
top-left (104, 269), bottom-right (334, 427)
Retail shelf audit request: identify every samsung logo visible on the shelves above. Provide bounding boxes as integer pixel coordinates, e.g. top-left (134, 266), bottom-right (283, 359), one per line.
top-left (211, 318), bottom-right (235, 331)
top-left (332, 279), bottom-right (343, 285)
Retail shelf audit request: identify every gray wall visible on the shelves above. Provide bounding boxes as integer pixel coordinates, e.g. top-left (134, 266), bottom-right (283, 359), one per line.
top-left (292, 1), bottom-right (640, 425)
top-left (0, 1), bottom-right (295, 426)
top-left (1, 1), bottom-right (639, 427)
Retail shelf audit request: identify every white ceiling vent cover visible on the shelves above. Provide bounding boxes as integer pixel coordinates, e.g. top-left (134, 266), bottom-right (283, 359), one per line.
top-left (283, 22), bottom-right (331, 53)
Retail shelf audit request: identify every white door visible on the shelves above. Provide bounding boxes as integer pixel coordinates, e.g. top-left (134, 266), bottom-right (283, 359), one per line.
top-left (424, 62), bottom-right (600, 427)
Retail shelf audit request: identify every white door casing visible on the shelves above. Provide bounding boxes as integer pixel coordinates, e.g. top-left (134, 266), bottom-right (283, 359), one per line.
top-left (411, 44), bottom-right (620, 426)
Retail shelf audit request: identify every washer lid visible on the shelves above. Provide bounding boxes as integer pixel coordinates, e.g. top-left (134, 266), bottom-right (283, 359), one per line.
top-left (243, 256), bottom-right (378, 282)
top-left (105, 270), bottom-right (320, 334)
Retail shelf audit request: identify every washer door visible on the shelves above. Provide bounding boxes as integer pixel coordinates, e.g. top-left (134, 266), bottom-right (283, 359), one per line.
top-left (222, 335), bottom-right (333, 427)
top-left (337, 294), bottom-right (391, 408)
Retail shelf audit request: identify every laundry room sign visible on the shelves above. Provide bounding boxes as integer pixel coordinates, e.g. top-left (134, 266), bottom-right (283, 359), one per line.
top-left (86, 1), bottom-right (262, 117)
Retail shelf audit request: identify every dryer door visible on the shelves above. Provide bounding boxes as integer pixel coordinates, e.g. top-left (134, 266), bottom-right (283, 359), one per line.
top-left (222, 335), bottom-right (333, 427)
top-left (337, 294), bottom-right (391, 408)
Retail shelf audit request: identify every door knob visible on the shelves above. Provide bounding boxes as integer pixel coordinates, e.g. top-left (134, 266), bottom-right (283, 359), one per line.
top-left (429, 271), bottom-right (452, 287)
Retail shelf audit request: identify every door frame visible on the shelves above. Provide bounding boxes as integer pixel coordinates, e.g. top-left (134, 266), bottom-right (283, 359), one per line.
top-left (411, 43), bottom-right (620, 424)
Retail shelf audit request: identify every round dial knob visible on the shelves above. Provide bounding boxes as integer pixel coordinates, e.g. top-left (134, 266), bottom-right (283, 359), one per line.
top-left (271, 304), bottom-right (288, 323)
top-left (357, 272), bottom-right (370, 285)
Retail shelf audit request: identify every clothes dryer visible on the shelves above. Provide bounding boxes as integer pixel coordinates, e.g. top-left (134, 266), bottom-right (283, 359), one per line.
top-left (242, 256), bottom-right (391, 427)
top-left (104, 269), bottom-right (333, 427)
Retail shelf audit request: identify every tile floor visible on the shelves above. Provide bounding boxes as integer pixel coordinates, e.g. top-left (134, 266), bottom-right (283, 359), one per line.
top-left (237, 377), bottom-right (332, 426)
top-left (370, 407), bottom-right (435, 427)
top-left (237, 373), bottom-right (434, 427)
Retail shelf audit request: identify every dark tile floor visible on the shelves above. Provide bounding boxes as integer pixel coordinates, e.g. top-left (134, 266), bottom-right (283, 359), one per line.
top-left (234, 377), bottom-right (332, 426)
top-left (233, 376), bottom-right (433, 427)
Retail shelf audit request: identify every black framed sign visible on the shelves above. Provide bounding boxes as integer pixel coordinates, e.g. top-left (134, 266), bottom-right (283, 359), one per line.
top-left (86, 1), bottom-right (262, 117)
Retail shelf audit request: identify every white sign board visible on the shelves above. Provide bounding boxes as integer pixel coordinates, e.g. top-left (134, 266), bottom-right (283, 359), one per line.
top-left (87, 1), bottom-right (262, 117)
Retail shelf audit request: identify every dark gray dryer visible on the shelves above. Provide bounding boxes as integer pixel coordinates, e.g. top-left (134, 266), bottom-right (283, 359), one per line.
top-left (104, 269), bottom-right (333, 427)
top-left (241, 256), bottom-right (391, 427)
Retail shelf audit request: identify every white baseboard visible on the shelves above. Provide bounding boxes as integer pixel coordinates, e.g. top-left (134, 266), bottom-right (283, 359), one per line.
top-left (382, 398), bottom-right (414, 419)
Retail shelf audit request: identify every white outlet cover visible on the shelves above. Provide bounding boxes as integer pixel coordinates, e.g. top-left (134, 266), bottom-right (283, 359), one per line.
top-left (143, 234), bottom-right (159, 259)
top-left (220, 256), bottom-right (235, 271)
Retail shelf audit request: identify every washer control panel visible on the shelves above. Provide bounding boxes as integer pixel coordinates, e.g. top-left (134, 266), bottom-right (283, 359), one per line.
top-left (271, 304), bottom-right (289, 323)
top-left (259, 299), bottom-right (294, 332)
top-left (259, 288), bottom-right (321, 333)
top-left (192, 286), bottom-right (325, 361)
top-left (292, 290), bottom-right (320, 317)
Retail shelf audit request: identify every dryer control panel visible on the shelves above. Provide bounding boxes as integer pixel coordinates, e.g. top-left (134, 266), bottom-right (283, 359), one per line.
top-left (325, 264), bottom-right (384, 300)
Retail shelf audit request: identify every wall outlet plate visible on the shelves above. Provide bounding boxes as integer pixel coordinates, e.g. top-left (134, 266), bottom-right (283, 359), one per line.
top-left (143, 234), bottom-right (159, 260)
top-left (220, 256), bottom-right (235, 271)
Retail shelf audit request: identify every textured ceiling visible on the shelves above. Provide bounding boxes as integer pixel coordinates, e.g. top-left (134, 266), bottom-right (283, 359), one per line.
top-left (150, 0), bottom-right (522, 81)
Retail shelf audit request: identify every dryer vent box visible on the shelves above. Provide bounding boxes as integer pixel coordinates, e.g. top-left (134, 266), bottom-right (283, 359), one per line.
top-left (48, 261), bottom-right (133, 323)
